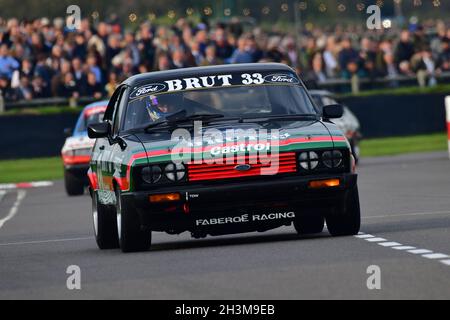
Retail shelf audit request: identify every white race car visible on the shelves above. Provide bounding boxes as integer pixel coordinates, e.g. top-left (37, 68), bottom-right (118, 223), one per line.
top-left (61, 101), bottom-right (108, 196)
top-left (309, 90), bottom-right (362, 163)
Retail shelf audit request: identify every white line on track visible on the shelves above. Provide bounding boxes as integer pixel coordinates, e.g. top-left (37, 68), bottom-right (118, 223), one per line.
top-left (422, 253), bottom-right (449, 259)
top-left (391, 246), bottom-right (416, 250)
top-left (365, 237), bottom-right (387, 242)
top-left (0, 190), bottom-right (26, 229)
top-left (0, 190), bottom-right (6, 203)
top-left (378, 242), bottom-right (402, 247)
top-left (408, 249), bottom-right (433, 254)
top-left (355, 232), bottom-right (450, 267)
top-left (0, 236), bottom-right (93, 246)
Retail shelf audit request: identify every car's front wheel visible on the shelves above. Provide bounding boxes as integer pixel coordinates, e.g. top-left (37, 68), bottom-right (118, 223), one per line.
top-left (326, 185), bottom-right (361, 236)
top-left (64, 169), bottom-right (84, 196)
top-left (115, 188), bottom-right (151, 253)
top-left (92, 191), bottom-right (119, 249)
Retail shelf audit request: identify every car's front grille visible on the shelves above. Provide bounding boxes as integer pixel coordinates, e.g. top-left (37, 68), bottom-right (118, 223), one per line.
top-left (187, 152), bottom-right (297, 182)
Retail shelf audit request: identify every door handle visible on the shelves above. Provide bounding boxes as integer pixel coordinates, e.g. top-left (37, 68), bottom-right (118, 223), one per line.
top-left (99, 145), bottom-right (105, 150)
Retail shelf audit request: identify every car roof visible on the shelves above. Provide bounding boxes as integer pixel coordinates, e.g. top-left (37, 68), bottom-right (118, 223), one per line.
top-left (122, 63), bottom-right (297, 87)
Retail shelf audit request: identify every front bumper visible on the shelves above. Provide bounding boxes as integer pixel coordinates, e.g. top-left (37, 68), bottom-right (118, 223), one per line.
top-left (122, 173), bottom-right (357, 235)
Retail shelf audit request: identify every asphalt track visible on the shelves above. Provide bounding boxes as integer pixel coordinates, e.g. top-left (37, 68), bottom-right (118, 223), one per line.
top-left (0, 151), bottom-right (449, 299)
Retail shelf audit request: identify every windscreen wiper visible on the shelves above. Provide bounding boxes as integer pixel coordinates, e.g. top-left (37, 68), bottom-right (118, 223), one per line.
top-left (144, 113), bottom-right (228, 132)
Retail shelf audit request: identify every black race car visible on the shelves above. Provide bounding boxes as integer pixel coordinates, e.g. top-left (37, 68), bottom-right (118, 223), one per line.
top-left (88, 63), bottom-right (360, 252)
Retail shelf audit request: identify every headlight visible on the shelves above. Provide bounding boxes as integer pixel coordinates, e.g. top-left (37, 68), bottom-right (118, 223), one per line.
top-left (322, 150), bottom-right (343, 168)
top-left (298, 151), bottom-right (319, 170)
top-left (142, 165), bottom-right (162, 184)
top-left (164, 163), bottom-right (186, 181)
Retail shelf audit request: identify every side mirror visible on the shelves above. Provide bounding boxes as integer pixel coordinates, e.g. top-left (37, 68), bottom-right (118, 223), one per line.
top-left (323, 104), bottom-right (344, 119)
top-left (63, 127), bottom-right (73, 137)
top-left (88, 122), bottom-right (110, 139)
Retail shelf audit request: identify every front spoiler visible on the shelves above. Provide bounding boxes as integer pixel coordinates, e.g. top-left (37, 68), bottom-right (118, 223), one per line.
top-left (121, 173), bottom-right (357, 235)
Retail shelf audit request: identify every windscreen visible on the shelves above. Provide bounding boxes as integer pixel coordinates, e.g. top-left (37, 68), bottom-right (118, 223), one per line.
top-left (123, 71), bottom-right (317, 131)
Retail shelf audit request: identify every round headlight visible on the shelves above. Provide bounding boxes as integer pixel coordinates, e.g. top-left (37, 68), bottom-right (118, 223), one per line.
top-left (299, 151), bottom-right (319, 170)
top-left (164, 163), bottom-right (186, 181)
top-left (142, 166), bottom-right (162, 184)
top-left (322, 150), bottom-right (343, 168)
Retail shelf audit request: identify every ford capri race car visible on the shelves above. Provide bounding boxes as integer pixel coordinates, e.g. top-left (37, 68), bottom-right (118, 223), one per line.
top-left (61, 101), bottom-right (107, 196)
top-left (87, 63), bottom-right (360, 252)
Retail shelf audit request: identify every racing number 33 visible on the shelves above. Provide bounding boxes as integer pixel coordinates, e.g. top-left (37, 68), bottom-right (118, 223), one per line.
top-left (241, 73), bottom-right (264, 85)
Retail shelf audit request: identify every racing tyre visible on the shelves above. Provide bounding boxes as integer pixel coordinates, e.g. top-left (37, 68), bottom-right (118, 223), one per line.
top-left (115, 188), bottom-right (151, 253)
top-left (64, 169), bottom-right (85, 196)
top-left (92, 191), bottom-right (119, 249)
top-left (294, 215), bottom-right (324, 235)
top-left (326, 185), bottom-right (361, 236)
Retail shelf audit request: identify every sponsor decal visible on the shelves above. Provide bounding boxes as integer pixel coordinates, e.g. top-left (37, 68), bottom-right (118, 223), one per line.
top-left (130, 83), bottom-right (166, 98)
top-left (129, 72), bottom-right (301, 99)
top-left (195, 211), bottom-right (295, 226)
top-left (210, 143), bottom-right (271, 156)
top-left (264, 74), bottom-right (299, 84)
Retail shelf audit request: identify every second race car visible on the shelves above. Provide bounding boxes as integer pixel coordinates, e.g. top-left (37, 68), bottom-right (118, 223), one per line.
top-left (61, 101), bottom-right (107, 196)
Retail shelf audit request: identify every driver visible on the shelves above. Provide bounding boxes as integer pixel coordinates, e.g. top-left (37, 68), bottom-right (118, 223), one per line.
top-left (145, 93), bottom-right (184, 121)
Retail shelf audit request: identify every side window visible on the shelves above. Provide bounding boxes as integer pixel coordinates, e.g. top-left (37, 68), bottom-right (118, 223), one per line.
top-left (103, 87), bottom-right (122, 122)
top-left (112, 87), bottom-right (128, 136)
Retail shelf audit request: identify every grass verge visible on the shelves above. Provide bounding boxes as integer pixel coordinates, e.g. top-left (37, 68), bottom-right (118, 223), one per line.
top-left (360, 132), bottom-right (448, 157)
top-left (0, 157), bottom-right (63, 183)
top-left (0, 133), bottom-right (447, 183)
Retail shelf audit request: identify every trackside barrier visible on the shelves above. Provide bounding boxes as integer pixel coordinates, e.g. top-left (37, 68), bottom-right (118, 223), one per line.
top-left (446, 96), bottom-right (450, 159)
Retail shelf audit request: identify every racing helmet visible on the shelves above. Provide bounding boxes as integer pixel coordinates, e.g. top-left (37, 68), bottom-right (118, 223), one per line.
top-left (145, 93), bottom-right (184, 121)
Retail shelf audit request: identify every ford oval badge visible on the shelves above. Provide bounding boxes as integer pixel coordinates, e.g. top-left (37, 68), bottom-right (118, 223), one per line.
top-left (234, 164), bottom-right (252, 172)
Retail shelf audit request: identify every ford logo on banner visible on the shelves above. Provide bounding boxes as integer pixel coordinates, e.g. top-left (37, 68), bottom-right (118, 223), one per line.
top-left (130, 83), bottom-right (167, 99)
top-left (264, 74), bottom-right (300, 84)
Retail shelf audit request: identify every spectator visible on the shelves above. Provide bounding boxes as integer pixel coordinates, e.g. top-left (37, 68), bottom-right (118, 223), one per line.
top-left (201, 45), bottom-right (221, 66)
top-left (338, 38), bottom-right (360, 76)
top-left (86, 54), bottom-right (102, 84)
top-left (394, 30), bottom-right (415, 67)
top-left (16, 76), bottom-right (33, 100)
top-left (213, 28), bottom-right (233, 60)
top-left (228, 36), bottom-right (253, 64)
top-left (31, 75), bottom-right (50, 98)
top-left (0, 44), bottom-right (19, 78)
top-left (105, 71), bottom-right (119, 97)
top-left (322, 36), bottom-right (339, 78)
top-left (83, 71), bottom-right (103, 99)
top-left (306, 52), bottom-right (327, 84)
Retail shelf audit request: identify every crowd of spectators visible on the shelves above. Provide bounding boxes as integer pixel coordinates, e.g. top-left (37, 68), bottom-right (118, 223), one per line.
top-left (0, 15), bottom-right (449, 102)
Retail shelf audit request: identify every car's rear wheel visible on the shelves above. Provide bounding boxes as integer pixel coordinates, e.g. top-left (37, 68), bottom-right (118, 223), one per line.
top-left (326, 185), bottom-right (361, 236)
top-left (92, 191), bottom-right (119, 249)
top-left (64, 169), bottom-right (85, 196)
top-left (294, 215), bottom-right (324, 235)
top-left (115, 188), bottom-right (151, 253)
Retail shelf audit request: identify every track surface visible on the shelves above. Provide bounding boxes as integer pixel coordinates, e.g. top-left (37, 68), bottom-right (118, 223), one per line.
top-left (1, 152), bottom-right (449, 299)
